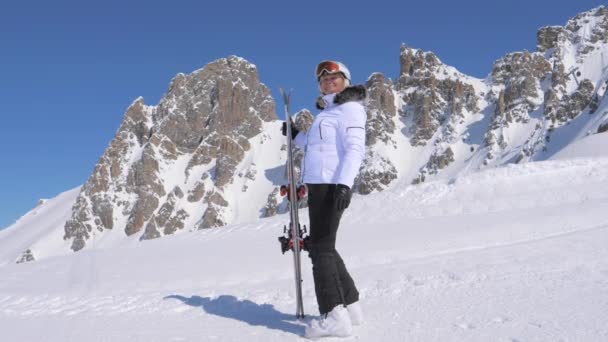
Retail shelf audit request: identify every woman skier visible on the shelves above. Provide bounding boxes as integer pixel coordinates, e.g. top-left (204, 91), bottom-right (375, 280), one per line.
top-left (283, 60), bottom-right (367, 338)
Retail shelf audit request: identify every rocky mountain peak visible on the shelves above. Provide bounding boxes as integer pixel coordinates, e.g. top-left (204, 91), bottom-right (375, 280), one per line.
top-left (482, 7), bottom-right (608, 166)
top-left (538, 6), bottom-right (608, 57)
top-left (397, 44), bottom-right (479, 147)
top-left (565, 6), bottom-right (608, 51)
top-left (64, 56), bottom-right (277, 251)
top-left (489, 51), bottom-right (552, 125)
top-left (537, 26), bottom-right (565, 53)
top-left (398, 44), bottom-right (441, 81)
top-left (155, 55), bottom-right (275, 151)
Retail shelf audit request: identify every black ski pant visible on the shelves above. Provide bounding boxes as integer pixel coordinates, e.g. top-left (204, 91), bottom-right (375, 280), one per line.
top-left (306, 183), bottom-right (359, 315)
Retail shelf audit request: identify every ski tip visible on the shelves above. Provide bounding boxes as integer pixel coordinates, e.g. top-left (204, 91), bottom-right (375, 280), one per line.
top-left (279, 87), bottom-right (292, 104)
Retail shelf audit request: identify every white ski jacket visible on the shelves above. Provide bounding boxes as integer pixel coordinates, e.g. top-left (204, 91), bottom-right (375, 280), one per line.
top-left (294, 86), bottom-right (367, 188)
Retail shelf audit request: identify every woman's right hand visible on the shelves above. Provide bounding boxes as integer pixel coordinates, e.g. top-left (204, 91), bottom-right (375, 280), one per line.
top-left (281, 120), bottom-right (299, 139)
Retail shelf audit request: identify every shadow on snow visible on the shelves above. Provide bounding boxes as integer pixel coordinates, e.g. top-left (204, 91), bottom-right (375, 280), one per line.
top-left (164, 294), bottom-right (305, 336)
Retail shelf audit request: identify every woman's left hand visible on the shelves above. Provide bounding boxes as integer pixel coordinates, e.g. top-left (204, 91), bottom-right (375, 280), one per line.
top-left (334, 184), bottom-right (352, 210)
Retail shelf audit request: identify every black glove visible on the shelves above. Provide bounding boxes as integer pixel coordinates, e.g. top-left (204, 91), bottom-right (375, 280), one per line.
top-left (281, 121), bottom-right (299, 139)
top-left (334, 184), bottom-right (352, 210)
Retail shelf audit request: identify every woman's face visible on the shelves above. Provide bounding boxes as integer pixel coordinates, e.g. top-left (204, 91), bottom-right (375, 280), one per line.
top-left (319, 73), bottom-right (346, 95)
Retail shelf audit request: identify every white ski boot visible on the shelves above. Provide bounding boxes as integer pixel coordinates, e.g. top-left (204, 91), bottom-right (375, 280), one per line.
top-left (305, 305), bottom-right (352, 339)
top-left (347, 301), bottom-right (364, 326)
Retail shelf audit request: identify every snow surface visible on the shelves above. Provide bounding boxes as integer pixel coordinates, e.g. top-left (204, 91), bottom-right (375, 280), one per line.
top-left (550, 132), bottom-right (608, 160)
top-left (1, 149), bottom-right (607, 341)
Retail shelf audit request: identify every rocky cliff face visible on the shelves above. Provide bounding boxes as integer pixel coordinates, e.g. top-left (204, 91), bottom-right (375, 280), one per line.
top-left (482, 6), bottom-right (607, 165)
top-left (394, 44), bottom-right (483, 183)
top-left (397, 45), bottom-right (479, 148)
top-left (483, 51), bottom-right (552, 163)
top-left (350, 6), bottom-right (608, 188)
top-left (64, 56), bottom-right (277, 251)
top-left (354, 73), bottom-right (399, 194)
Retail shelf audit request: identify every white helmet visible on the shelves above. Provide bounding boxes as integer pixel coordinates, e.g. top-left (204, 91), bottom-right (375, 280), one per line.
top-left (315, 60), bottom-right (351, 85)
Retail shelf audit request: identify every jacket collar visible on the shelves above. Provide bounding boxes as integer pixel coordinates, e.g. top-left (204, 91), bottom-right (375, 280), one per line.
top-left (321, 93), bottom-right (337, 109)
top-left (316, 85), bottom-right (367, 110)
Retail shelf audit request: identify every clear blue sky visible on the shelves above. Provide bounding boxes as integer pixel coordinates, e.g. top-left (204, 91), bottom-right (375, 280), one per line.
top-left (0, 0), bottom-right (602, 229)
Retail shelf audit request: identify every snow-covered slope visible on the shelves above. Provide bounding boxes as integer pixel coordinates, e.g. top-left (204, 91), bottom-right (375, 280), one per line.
top-left (0, 188), bottom-right (80, 266)
top-left (1, 151), bottom-right (607, 341)
top-left (549, 131), bottom-right (608, 160)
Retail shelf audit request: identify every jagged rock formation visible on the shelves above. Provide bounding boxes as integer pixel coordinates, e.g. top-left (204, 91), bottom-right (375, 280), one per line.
top-left (262, 188), bottom-right (280, 218)
top-left (354, 73), bottom-right (399, 194)
top-left (356, 151), bottom-right (399, 194)
top-left (412, 147), bottom-right (455, 185)
top-left (395, 44), bottom-right (481, 183)
top-left (483, 51), bottom-right (552, 162)
top-left (397, 45), bottom-right (479, 147)
top-left (292, 109), bottom-right (313, 183)
top-left (483, 6), bottom-right (608, 165)
top-left (365, 73), bottom-right (397, 146)
top-left (64, 56), bottom-right (277, 251)
top-left (16, 249), bottom-right (35, 264)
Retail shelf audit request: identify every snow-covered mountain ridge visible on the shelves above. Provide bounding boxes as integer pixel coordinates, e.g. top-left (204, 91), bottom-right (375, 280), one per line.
top-left (4, 6), bottom-right (608, 262)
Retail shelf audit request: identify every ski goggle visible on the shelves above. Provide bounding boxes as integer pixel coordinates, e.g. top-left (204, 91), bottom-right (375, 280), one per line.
top-left (315, 61), bottom-right (341, 79)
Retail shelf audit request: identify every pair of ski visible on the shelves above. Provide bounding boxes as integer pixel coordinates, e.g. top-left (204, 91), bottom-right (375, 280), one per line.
top-left (278, 88), bottom-right (307, 320)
